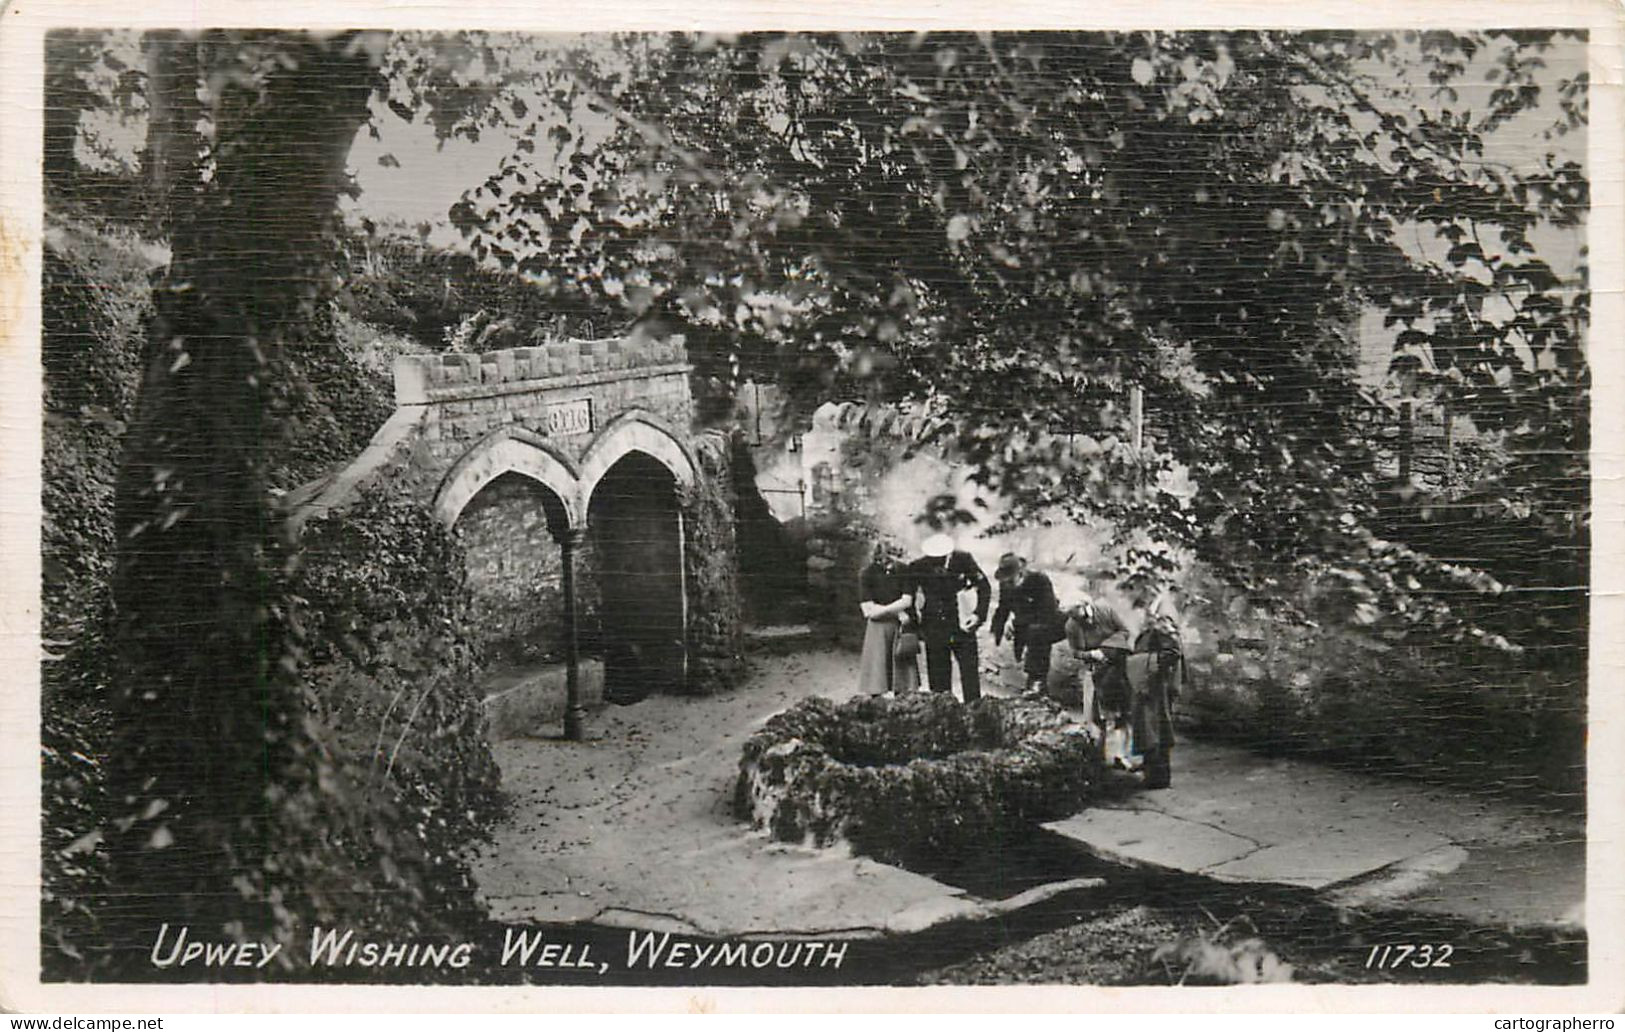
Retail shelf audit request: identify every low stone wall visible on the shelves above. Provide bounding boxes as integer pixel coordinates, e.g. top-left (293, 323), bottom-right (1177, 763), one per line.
top-left (736, 694), bottom-right (1099, 865)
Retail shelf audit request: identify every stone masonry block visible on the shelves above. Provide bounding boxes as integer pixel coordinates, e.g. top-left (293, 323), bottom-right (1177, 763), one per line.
top-left (442, 353), bottom-right (478, 386)
top-left (494, 350), bottom-right (517, 382)
top-left (524, 348), bottom-right (548, 379)
top-left (394, 355), bottom-right (433, 405)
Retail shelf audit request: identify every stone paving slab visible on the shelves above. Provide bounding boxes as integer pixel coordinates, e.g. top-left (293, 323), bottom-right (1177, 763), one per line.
top-left (481, 830), bottom-right (965, 938)
top-left (1379, 840), bottom-right (1587, 931)
top-left (1202, 825), bottom-right (1454, 889)
top-left (1045, 810), bottom-right (1260, 873)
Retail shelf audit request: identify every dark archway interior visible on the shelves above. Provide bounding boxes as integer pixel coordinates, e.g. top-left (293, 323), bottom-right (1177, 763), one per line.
top-left (456, 471), bottom-right (575, 666)
top-left (589, 452), bottom-right (685, 702)
top-left (731, 439), bottom-right (808, 624)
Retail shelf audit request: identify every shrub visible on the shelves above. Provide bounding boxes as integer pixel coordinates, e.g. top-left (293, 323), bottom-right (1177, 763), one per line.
top-left (293, 477), bottom-right (505, 889)
top-left (337, 228), bottom-right (615, 353)
top-left (39, 220), bottom-right (154, 974)
top-left (736, 693), bottom-right (1099, 866)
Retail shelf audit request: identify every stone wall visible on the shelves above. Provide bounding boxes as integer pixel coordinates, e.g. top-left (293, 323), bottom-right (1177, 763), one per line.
top-left (455, 471), bottom-right (603, 666)
top-left (805, 527), bottom-right (878, 651)
top-left (801, 430), bottom-right (903, 649)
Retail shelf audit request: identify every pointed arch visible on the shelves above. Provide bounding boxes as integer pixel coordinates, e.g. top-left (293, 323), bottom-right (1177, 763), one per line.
top-left (579, 410), bottom-right (698, 505)
top-left (433, 427), bottom-right (583, 530)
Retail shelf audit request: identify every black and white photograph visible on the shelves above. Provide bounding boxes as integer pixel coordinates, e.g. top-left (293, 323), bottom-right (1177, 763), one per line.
top-left (2, 0), bottom-right (1621, 1012)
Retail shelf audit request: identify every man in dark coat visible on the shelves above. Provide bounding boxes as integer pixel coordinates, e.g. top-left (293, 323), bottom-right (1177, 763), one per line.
top-left (992, 554), bottom-right (1065, 695)
top-left (908, 533), bottom-right (991, 702)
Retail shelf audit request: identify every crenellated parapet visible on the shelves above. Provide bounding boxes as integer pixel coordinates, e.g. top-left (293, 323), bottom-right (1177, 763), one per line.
top-left (394, 334), bottom-right (690, 405)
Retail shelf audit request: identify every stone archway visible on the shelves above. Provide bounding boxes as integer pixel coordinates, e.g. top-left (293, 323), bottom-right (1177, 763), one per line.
top-left (453, 471), bottom-right (578, 667)
top-left (431, 428), bottom-right (593, 737)
top-left (433, 428), bottom-right (583, 531)
top-left (580, 415), bottom-right (696, 701)
top-left (286, 337), bottom-right (742, 738)
top-left (579, 409), bottom-right (698, 503)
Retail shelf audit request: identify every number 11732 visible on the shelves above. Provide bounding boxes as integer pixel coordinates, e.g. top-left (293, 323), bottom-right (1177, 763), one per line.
top-left (1365, 944), bottom-right (1454, 969)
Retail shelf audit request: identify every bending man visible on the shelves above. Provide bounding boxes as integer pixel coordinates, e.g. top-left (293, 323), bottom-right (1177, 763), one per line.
top-left (992, 553), bottom-right (1065, 695)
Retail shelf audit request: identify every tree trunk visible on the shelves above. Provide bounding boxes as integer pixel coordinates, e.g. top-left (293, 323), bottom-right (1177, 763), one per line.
top-left (139, 31), bottom-right (203, 234)
top-left (106, 31), bottom-right (380, 951)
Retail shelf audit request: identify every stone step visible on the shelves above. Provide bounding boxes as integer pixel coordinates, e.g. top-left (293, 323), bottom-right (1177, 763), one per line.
top-left (1045, 807), bottom-right (1454, 890)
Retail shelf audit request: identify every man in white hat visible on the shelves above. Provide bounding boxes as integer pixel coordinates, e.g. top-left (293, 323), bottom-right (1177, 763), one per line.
top-left (907, 532), bottom-right (992, 701)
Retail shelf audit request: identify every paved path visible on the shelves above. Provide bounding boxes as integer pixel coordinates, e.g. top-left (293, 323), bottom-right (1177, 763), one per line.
top-left (471, 637), bottom-right (1585, 940)
top-left (1044, 741), bottom-right (1584, 929)
top-left (470, 646), bottom-right (1082, 938)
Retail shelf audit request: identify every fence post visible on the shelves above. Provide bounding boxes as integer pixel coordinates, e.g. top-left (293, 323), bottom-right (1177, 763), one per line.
top-left (1130, 385), bottom-right (1144, 451)
top-left (1399, 399), bottom-right (1415, 483)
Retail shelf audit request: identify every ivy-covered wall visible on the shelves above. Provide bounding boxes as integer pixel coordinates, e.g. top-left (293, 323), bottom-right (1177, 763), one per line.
top-left (683, 430), bottom-right (747, 693)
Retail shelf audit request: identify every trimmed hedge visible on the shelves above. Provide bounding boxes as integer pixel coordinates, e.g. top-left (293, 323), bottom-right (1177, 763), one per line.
top-left (735, 693), bottom-right (1099, 866)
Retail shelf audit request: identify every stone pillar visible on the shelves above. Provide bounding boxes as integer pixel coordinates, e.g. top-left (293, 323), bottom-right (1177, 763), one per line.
top-left (675, 498), bottom-right (691, 692)
top-left (554, 526), bottom-right (587, 740)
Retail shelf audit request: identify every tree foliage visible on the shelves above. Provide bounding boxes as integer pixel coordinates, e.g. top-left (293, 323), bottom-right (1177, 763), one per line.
top-left (402, 29), bottom-right (1586, 642)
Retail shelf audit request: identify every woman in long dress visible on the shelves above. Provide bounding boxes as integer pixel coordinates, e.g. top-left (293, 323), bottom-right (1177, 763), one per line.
top-left (856, 542), bottom-right (920, 695)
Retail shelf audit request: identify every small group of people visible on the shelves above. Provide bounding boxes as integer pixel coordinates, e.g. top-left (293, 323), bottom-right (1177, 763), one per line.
top-left (857, 533), bottom-right (992, 702)
top-left (857, 533), bottom-right (1184, 790)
